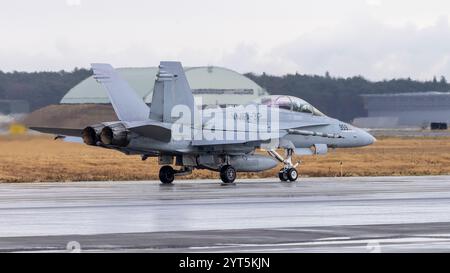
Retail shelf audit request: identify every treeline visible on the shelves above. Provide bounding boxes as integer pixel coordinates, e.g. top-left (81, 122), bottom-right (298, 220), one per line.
top-left (0, 68), bottom-right (92, 111)
top-left (0, 68), bottom-right (449, 122)
top-left (246, 72), bottom-right (450, 121)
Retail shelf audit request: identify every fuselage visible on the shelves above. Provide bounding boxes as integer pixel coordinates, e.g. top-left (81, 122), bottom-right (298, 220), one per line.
top-left (122, 101), bottom-right (375, 155)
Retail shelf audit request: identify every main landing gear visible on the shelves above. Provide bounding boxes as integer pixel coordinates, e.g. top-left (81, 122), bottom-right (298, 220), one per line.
top-left (159, 166), bottom-right (175, 184)
top-left (159, 166), bottom-right (192, 184)
top-left (159, 164), bottom-right (237, 184)
top-left (268, 148), bottom-right (299, 182)
top-left (220, 165), bottom-right (237, 184)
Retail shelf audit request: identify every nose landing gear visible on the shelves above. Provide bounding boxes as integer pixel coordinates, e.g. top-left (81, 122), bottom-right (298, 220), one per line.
top-left (269, 148), bottom-right (299, 182)
top-left (279, 167), bottom-right (298, 181)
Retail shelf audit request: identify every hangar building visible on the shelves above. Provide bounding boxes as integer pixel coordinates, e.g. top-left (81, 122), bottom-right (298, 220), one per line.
top-left (61, 66), bottom-right (268, 106)
top-left (353, 92), bottom-right (450, 128)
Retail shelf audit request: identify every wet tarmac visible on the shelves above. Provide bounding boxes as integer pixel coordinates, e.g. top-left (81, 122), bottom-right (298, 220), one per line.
top-left (1, 176), bottom-right (450, 252)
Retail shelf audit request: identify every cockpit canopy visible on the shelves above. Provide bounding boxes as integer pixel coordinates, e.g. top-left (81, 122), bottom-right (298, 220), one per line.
top-left (255, 95), bottom-right (325, 116)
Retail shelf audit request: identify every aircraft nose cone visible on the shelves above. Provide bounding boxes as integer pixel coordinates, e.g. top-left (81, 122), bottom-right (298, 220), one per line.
top-left (362, 130), bottom-right (376, 146)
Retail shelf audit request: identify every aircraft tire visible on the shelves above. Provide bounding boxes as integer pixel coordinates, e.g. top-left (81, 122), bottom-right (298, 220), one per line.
top-left (278, 169), bottom-right (288, 181)
top-left (159, 165), bottom-right (175, 184)
top-left (287, 168), bottom-right (298, 182)
top-left (220, 165), bottom-right (236, 183)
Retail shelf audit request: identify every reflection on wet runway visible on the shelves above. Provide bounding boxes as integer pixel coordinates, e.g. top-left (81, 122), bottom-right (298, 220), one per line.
top-left (1, 176), bottom-right (450, 252)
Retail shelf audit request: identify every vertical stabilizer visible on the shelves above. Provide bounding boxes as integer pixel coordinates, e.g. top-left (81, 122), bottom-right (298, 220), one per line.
top-left (91, 63), bottom-right (150, 121)
top-left (150, 61), bottom-right (199, 126)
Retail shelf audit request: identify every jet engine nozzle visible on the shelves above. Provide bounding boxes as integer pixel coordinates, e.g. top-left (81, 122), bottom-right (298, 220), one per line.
top-left (100, 123), bottom-right (129, 147)
top-left (82, 124), bottom-right (105, 146)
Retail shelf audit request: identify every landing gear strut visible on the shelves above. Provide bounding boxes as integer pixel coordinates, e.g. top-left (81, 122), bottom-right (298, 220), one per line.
top-left (268, 148), bottom-right (299, 182)
top-left (220, 165), bottom-right (237, 184)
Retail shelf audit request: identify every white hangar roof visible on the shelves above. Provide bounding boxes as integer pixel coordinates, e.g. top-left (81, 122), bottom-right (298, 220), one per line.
top-left (60, 66), bottom-right (268, 106)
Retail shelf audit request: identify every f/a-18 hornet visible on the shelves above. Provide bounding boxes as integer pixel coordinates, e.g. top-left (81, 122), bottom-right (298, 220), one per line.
top-left (32, 62), bottom-right (376, 184)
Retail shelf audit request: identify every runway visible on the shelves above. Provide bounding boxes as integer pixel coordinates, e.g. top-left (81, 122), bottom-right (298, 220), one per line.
top-left (1, 176), bottom-right (450, 252)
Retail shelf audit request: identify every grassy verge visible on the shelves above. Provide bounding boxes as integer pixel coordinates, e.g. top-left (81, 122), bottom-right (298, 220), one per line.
top-left (1, 135), bottom-right (450, 182)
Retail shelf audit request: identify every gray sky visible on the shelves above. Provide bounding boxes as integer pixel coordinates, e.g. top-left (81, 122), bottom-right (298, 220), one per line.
top-left (1, 0), bottom-right (450, 79)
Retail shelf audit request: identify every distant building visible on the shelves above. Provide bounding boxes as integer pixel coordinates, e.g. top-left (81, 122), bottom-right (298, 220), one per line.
top-left (353, 92), bottom-right (450, 128)
top-left (61, 66), bottom-right (268, 106)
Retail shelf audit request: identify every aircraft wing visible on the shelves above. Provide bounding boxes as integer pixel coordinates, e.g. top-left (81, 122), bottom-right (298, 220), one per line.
top-left (29, 127), bottom-right (82, 137)
top-left (31, 121), bottom-right (173, 143)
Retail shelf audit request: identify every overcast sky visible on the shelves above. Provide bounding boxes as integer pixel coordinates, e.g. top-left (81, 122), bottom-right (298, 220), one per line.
top-left (1, 0), bottom-right (450, 79)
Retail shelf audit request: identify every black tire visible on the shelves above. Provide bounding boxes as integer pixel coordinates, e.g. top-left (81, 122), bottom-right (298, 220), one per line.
top-left (159, 165), bottom-right (175, 184)
top-left (220, 165), bottom-right (236, 183)
top-left (278, 169), bottom-right (288, 181)
top-left (287, 168), bottom-right (298, 182)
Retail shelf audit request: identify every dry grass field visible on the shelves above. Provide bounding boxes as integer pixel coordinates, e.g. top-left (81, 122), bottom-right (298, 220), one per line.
top-left (1, 135), bottom-right (450, 182)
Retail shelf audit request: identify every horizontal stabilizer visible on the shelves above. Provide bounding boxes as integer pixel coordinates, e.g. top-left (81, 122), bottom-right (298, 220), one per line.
top-left (30, 127), bottom-right (82, 137)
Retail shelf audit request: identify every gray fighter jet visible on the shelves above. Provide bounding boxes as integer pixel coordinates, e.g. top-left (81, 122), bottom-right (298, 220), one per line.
top-left (32, 62), bottom-right (375, 184)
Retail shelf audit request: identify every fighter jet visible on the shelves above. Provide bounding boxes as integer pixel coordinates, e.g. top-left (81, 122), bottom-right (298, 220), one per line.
top-left (32, 62), bottom-right (375, 184)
